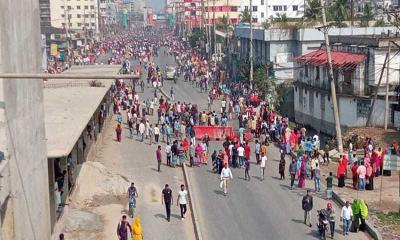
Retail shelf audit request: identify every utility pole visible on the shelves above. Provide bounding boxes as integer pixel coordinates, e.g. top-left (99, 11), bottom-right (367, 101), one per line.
top-left (207, 0), bottom-right (211, 58)
top-left (213, 0), bottom-right (216, 55)
top-left (384, 41), bottom-right (391, 130)
top-left (249, 0), bottom-right (254, 88)
top-left (320, 0), bottom-right (344, 153)
top-left (350, 0), bottom-right (354, 26)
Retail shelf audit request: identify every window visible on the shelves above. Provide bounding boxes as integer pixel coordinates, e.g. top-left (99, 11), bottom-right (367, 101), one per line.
top-left (91, 23), bottom-right (95, 26)
top-left (283, 5), bottom-right (287, 11)
top-left (69, 23), bottom-right (72, 27)
top-left (91, 14), bottom-right (95, 18)
top-left (261, 0), bottom-right (264, 5)
top-left (253, 6), bottom-right (257, 12)
top-left (278, 5), bottom-right (282, 11)
top-left (84, 14), bottom-right (88, 18)
top-left (245, 6), bottom-right (249, 11)
top-left (293, 5), bottom-right (298, 11)
top-left (68, 14), bottom-right (72, 19)
top-left (84, 5), bottom-right (88, 9)
top-left (77, 14), bottom-right (81, 18)
top-left (61, 14), bottom-right (65, 18)
top-left (77, 5), bottom-right (81, 9)
top-left (78, 23), bottom-right (82, 27)
top-left (90, 5), bottom-right (94, 9)
top-left (261, 12), bottom-right (264, 18)
top-left (67, 5), bottom-right (72, 10)
top-left (231, 6), bottom-right (238, 12)
top-left (273, 6), bottom-right (278, 11)
top-left (61, 6), bottom-right (64, 9)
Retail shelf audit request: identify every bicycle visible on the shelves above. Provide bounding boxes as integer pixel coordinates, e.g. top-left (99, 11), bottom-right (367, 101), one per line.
top-left (128, 197), bottom-right (136, 218)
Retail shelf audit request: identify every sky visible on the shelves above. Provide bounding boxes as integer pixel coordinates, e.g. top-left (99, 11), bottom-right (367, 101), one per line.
top-left (146, 0), bottom-right (165, 12)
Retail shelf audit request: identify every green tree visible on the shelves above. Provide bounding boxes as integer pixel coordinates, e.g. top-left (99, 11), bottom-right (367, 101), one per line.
top-left (240, 8), bottom-right (251, 23)
top-left (188, 28), bottom-right (204, 48)
top-left (217, 15), bottom-right (230, 32)
top-left (360, 2), bottom-right (374, 27)
top-left (328, 0), bottom-right (349, 27)
top-left (304, 0), bottom-right (322, 21)
top-left (253, 66), bottom-right (276, 101)
top-left (374, 19), bottom-right (386, 27)
top-left (262, 20), bottom-right (271, 29)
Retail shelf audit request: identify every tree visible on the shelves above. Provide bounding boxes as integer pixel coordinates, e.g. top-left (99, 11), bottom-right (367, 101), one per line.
top-left (328, 0), bottom-right (349, 27)
top-left (304, 0), bottom-right (322, 22)
top-left (188, 28), bottom-right (204, 48)
top-left (274, 13), bottom-right (288, 23)
top-left (217, 15), bottom-right (230, 32)
top-left (374, 19), bottom-right (386, 27)
top-left (253, 66), bottom-right (276, 101)
top-left (360, 2), bottom-right (374, 27)
top-left (262, 20), bottom-right (271, 29)
top-left (240, 8), bottom-right (251, 23)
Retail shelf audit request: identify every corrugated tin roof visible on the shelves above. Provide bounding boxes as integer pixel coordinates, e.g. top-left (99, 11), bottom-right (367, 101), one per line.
top-left (295, 49), bottom-right (366, 69)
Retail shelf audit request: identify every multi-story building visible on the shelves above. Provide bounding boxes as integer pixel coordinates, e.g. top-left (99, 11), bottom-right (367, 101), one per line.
top-left (50, 0), bottom-right (99, 37)
top-left (240, 0), bottom-right (304, 23)
top-left (293, 35), bottom-right (400, 134)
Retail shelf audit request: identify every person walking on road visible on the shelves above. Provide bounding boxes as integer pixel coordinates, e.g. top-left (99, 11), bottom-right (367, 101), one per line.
top-left (340, 201), bottom-right (353, 235)
top-left (165, 143), bottom-right (172, 166)
top-left (177, 184), bottom-right (188, 220)
top-left (220, 164), bottom-right (233, 196)
top-left (279, 154), bottom-right (285, 180)
top-left (116, 124), bottom-right (122, 142)
top-left (154, 124), bottom-right (160, 143)
top-left (326, 202), bottom-right (336, 238)
top-left (162, 184), bottom-right (173, 222)
top-left (156, 145), bottom-right (162, 172)
top-left (289, 159), bottom-right (297, 189)
top-left (138, 121), bottom-right (145, 142)
top-left (302, 190), bottom-right (313, 227)
top-left (314, 163), bottom-right (321, 192)
top-left (117, 215), bottom-right (132, 240)
top-left (260, 152), bottom-right (267, 181)
top-left (244, 158), bottom-right (250, 181)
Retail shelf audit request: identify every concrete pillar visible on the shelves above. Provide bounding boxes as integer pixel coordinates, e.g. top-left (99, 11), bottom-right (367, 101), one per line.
top-left (0, 0), bottom-right (51, 239)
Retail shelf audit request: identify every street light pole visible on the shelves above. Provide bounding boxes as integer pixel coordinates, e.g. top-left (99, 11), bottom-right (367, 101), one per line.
top-left (213, 0), bottom-right (216, 55)
top-left (320, 0), bottom-right (344, 153)
top-left (249, 0), bottom-right (254, 88)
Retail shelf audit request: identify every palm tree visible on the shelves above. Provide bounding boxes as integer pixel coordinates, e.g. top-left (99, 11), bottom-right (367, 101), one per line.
top-left (360, 2), bottom-right (374, 27)
top-left (328, 0), bottom-right (349, 27)
top-left (218, 15), bottom-right (230, 32)
top-left (304, 0), bottom-right (322, 22)
top-left (274, 13), bottom-right (288, 23)
top-left (240, 8), bottom-right (251, 23)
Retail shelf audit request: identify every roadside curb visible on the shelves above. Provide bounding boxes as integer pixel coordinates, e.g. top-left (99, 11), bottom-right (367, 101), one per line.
top-left (182, 164), bottom-right (203, 240)
top-left (331, 191), bottom-right (382, 240)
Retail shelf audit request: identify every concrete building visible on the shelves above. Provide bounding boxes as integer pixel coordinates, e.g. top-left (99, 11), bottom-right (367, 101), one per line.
top-left (293, 35), bottom-right (400, 135)
top-left (50, 0), bottom-right (99, 37)
top-left (234, 26), bottom-right (399, 80)
top-left (240, 0), bottom-right (304, 23)
top-left (43, 65), bottom-right (123, 232)
top-left (0, 0), bottom-right (51, 239)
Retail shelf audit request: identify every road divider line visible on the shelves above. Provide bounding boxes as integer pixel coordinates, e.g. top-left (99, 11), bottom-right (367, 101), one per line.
top-left (182, 164), bottom-right (203, 240)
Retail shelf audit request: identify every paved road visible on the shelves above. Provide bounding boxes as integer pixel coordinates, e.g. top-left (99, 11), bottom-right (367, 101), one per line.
top-left (149, 50), bottom-right (370, 240)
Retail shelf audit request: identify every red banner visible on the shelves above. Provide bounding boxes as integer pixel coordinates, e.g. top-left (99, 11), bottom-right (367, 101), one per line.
top-left (193, 126), bottom-right (233, 140)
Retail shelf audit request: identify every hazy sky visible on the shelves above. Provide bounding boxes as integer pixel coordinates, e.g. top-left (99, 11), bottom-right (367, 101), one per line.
top-left (146, 0), bottom-right (165, 12)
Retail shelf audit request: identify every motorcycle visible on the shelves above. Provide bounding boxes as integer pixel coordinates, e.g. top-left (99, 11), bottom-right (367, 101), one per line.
top-left (317, 209), bottom-right (329, 240)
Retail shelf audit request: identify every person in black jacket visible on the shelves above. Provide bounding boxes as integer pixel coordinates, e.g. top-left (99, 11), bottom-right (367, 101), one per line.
top-left (302, 190), bottom-right (313, 227)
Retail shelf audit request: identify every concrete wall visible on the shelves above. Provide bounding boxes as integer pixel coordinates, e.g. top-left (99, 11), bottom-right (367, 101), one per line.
top-left (0, 0), bottom-right (51, 240)
top-left (294, 86), bottom-right (391, 135)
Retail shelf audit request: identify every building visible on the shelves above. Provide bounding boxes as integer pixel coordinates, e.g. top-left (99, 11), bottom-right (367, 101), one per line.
top-left (240, 0), bottom-right (304, 23)
top-left (50, 0), bottom-right (100, 38)
top-left (0, 0), bottom-right (51, 239)
top-left (293, 35), bottom-right (400, 135)
top-left (234, 26), bottom-right (399, 80)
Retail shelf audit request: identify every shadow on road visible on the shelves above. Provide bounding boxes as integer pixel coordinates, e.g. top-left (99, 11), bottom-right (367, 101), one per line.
top-left (213, 189), bottom-right (225, 196)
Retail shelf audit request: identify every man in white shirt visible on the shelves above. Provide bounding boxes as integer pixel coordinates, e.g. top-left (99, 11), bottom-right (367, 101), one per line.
top-left (260, 153), bottom-right (267, 181)
top-left (154, 124), bottom-right (160, 143)
top-left (165, 143), bottom-right (172, 166)
top-left (177, 184), bottom-right (188, 220)
top-left (138, 122), bottom-right (145, 142)
top-left (340, 201), bottom-right (353, 235)
top-left (220, 164), bottom-right (233, 196)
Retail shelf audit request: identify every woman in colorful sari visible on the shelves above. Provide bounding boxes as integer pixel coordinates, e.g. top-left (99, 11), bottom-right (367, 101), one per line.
top-left (298, 157), bottom-right (306, 188)
top-left (132, 216), bottom-right (143, 240)
top-left (195, 143), bottom-right (203, 165)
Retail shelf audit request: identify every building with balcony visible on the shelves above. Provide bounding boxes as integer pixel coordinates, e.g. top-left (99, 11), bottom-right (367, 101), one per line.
top-left (240, 0), bottom-right (304, 24)
top-left (50, 0), bottom-right (99, 38)
top-left (293, 35), bottom-right (400, 135)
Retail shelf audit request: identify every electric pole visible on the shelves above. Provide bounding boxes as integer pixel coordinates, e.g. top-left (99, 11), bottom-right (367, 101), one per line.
top-left (320, 0), bottom-right (344, 153)
top-left (384, 41), bottom-right (391, 130)
top-left (249, 0), bottom-right (254, 88)
top-left (213, 0), bottom-right (216, 55)
top-left (207, 0), bottom-right (211, 58)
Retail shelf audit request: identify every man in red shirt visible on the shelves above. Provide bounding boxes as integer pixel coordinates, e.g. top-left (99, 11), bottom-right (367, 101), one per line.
top-left (156, 145), bottom-right (162, 172)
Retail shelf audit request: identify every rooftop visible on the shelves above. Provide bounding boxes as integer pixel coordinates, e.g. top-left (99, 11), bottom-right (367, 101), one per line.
top-left (44, 65), bottom-right (119, 158)
top-left (295, 49), bottom-right (366, 69)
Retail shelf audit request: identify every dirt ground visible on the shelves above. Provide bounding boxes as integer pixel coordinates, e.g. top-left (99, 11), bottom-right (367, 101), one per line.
top-left (342, 127), bottom-right (400, 149)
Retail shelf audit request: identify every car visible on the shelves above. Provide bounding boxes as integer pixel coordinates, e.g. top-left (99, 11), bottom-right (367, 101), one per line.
top-left (165, 66), bottom-right (176, 80)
